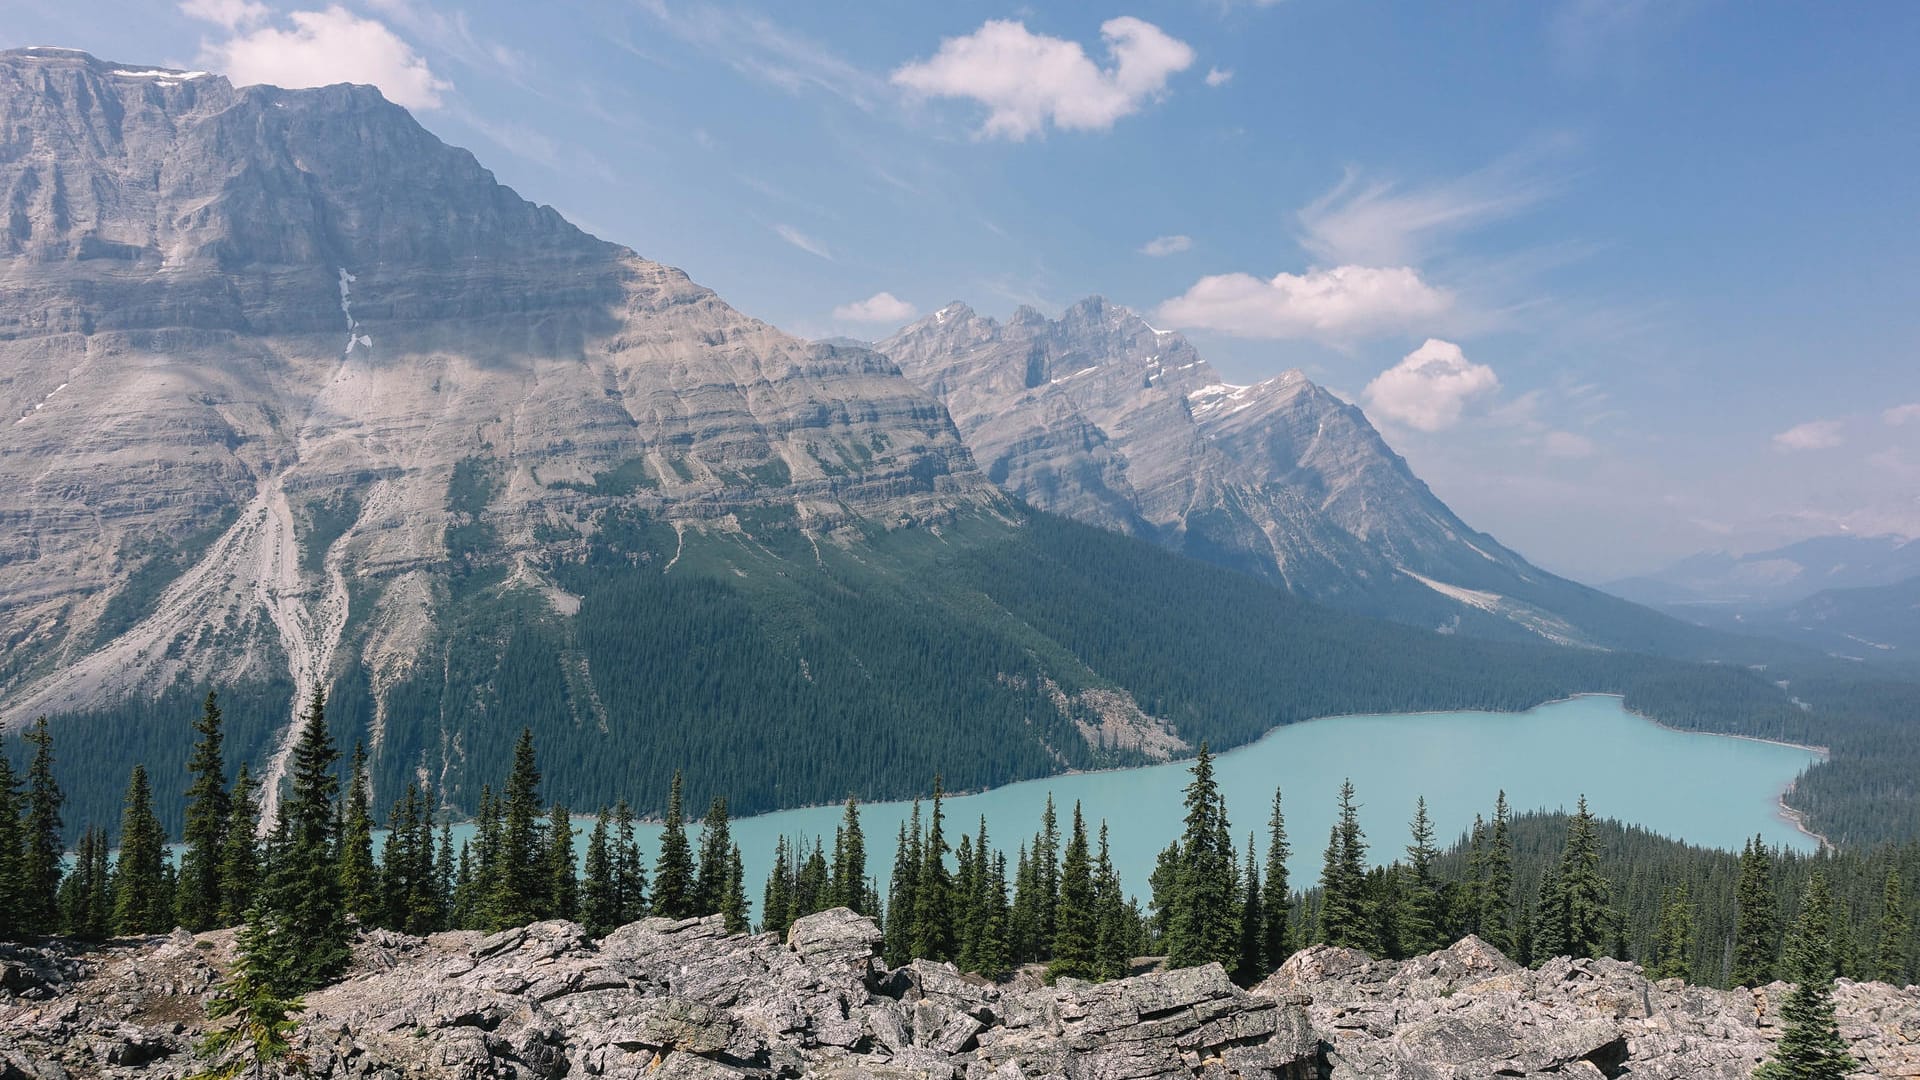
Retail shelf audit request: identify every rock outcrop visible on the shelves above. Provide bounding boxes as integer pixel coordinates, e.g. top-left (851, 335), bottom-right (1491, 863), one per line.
top-left (4, 912), bottom-right (1915, 1079)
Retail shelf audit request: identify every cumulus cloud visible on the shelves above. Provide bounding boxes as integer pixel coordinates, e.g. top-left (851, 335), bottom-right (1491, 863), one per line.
top-left (891, 17), bottom-right (1194, 140)
top-left (773, 224), bottom-right (832, 260)
top-left (1204, 66), bottom-right (1233, 87)
top-left (1362, 339), bottom-right (1500, 432)
top-left (179, 0), bottom-right (268, 30)
top-left (1885, 402), bottom-right (1920, 426)
top-left (1139, 234), bottom-right (1193, 257)
top-left (1155, 264), bottom-right (1452, 340)
top-left (1772, 420), bottom-right (1846, 451)
top-left (833, 292), bottom-right (918, 323)
top-left (191, 5), bottom-right (451, 109)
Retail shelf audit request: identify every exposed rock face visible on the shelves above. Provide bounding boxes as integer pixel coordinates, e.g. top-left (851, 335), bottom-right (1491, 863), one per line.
top-left (0, 49), bottom-right (988, 743)
top-left (879, 299), bottom-right (1676, 649)
top-left (4, 914), bottom-right (1916, 1079)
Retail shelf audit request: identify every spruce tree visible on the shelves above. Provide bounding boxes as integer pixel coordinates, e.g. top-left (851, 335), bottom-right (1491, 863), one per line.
top-left (653, 771), bottom-right (695, 919)
top-left (488, 728), bottom-right (547, 929)
top-left (693, 797), bottom-right (733, 916)
top-left (434, 819), bottom-right (457, 928)
top-left (62, 825), bottom-right (112, 940)
top-left (978, 850), bottom-right (1013, 979)
top-left (1457, 816), bottom-right (1486, 941)
top-left (198, 909), bottom-right (306, 1080)
top-left (1874, 868), bottom-right (1909, 985)
top-left (953, 832), bottom-right (980, 970)
top-left (763, 836), bottom-right (794, 937)
top-left (546, 803), bottom-right (577, 920)
top-left (1236, 832), bottom-right (1266, 984)
top-left (1481, 792), bottom-right (1516, 955)
top-left (1047, 802), bottom-right (1095, 982)
top-left (1092, 823), bottom-right (1130, 982)
top-left (1031, 796), bottom-right (1061, 957)
top-left (180, 692), bottom-right (230, 932)
top-left (612, 800), bottom-right (648, 923)
top-left (1262, 787), bottom-right (1292, 968)
top-left (797, 838), bottom-right (829, 916)
top-left (1317, 779), bottom-right (1371, 951)
top-left (1650, 884), bottom-right (1694, 981)
top-left (21, 718), bottom-right (65, 934)
top-left (911, 779), bottom-right (954, 962)
top-left (113, 764), bottom-right (170, 934)
top-left (1756, 873), bottom-right (1858, 1080)
top-left (884, 805), bottom-right (921, 967)
top-left (338, 744), bottom-right (379, 925)
top-left (582, 809), bottom-right (617, 936)
top-left (830, 796), bottom-right (869, 913)
top-left (1166, 745), bottom-right (1238, 969)
top-left (721, 842), bottom-right (751, 934)
top-left (1559, 796), bottom-right (1611, 959)
top-left (256, 688), bottom-right (348, 993)
top-left (1530, 863), bottom-right (1568, 962)
top-left (0, 756), bottom-right (23, 940)
top-left (218, 766), bottom-right (260, 926)
top-left (1399, 797), bottom-right (1446, 956)
top-left (1733, 835), bottom-right (1780, 986)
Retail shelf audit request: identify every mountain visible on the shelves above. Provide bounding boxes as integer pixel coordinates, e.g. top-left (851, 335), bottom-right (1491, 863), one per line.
top-left (877, 298), bottom-right (1714, 653)
top-left (1605, 535), bottom-right (1920, 612)
top-left (1650, 573), bottom-right (1920, 664)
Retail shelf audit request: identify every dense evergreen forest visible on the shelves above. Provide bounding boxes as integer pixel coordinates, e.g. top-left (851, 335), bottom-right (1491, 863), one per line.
top-left (17, 508), bottom-right (1916, 853)
top-left (2, 709), bottom-right (1902, 1078)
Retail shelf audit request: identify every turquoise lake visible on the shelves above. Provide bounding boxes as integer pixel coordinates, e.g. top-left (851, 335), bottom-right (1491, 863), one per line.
top-left (543, 694), bottom-right (1822, 916)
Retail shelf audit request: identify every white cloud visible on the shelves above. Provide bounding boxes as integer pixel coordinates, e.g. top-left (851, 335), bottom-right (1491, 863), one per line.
top-left (1772, 420), bottom-right (1846, 452)
top-left (1362, 339), bottom-right (1500, 432)
top-left (1884, 402), bottom-right (1920, 426)
top-left (773, 224), bottom-right (832, 260)
top-left (1298, 157), bottom-right (1558, 266)
top-left (891, 17), bottom-right (1194, 140)
top-left (833, 292), bottom-right (918, 323)
top-left (192, 6), bottom-right (451, 110)
top-left (1204, 66), bottom-right (1233, 87)
top-left (1139, 234), bottom-right (1192, 257)
top-left (1543, 430), bottom-right (1597, 458)
top-left (1155, 264), bottom-right (1452, 340)
top-left (179, 0), bottom-right (268, 30)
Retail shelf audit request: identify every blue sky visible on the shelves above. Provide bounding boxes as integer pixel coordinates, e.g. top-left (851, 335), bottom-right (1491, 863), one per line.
top-left (9, 1), bottom-right (1918, 579)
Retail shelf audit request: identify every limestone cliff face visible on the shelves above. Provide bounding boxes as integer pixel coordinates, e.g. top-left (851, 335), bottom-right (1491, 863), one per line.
top-left (881, 298), bottom-right (1644, 648)
top-left (0, 48), bottom-right (988, 731)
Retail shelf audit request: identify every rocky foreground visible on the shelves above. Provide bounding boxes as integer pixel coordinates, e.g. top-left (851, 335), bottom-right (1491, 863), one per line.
top-left (2, 910), bottom-right (1916, 1079)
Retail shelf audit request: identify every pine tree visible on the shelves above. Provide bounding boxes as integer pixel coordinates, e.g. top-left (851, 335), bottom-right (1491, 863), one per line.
top-left (1031, 796), bottom-right (1061, 958)
top-left (1559, 796), bottom-right (1611, 959)
top-left (1874, 868), bottom-right (1909, 985)
top-left (434, 819), bottom-right (457, 928)
top-left (797, 838), bottom-right (829, 916)
top-left (0, 756), bottom-right (23, 940)
top-left (978, 851), bottom-right (1013, 979)
top-left (953, 832), bottom-right (980, 970)
top-left (218, 766), bottom-right (260, 926)
top-left (256, 688), bottom-right (348, 993)
top-left (179, 692), bottom-right (231, 932)
top-left (1317, 779), bottom-right (1371, 951)
top-left (612, 800), bottom-right (648, 923)
top-left (1091, 823), bottom-right (1130, 982)
top-left (488, 728), bottom-right (547, 929)
top-left (884, 805), bottom-right (921, 967)
top-left (406, 786), bottom-right (442, 933)
top-left (113, 764), bottom-right (170, 934)
top-left (1010, 842), bottom-right (1038, 963)
top-left (21, 717), bottom-right (65, 934)
top-left (196, 910), bottom-right (306, 1080)
top-left (763, 836), bottom-right (794, 937)
top-left (1399, 797), bottom-right (1447, 956)
top-left (721, 842), bottom-right (751, 934)
top-left (912, 778), bottom-right (954, 962)
top-left (61, 825), bottom-right (112, 940)
top-left (1530, 863), bottom-right (1569, 962)
top-left (337, 744), bottom-right (378, 925)
top-left (1236, 832), bottom-right (1266, 984)
top-left (1756, 873), bottom-right (1858, 1080)
top-left (1480, 792), bottom-right (1516, 955)
top-left (1733, 836), bottom-right (1780, 986)
top-left (582, 809), bottom-right (618, 936)
top-left (1164, 746), bottom-right (1238, 969)
top-left (1262, 787), bottom-right (1292, 969)
top-left (1650, 884), bottom-right (1694, 981)
top-left (653, 771), bottom-right (695, 920)
top-left (830, 796), bottom-right (869, 913)
top-left (694, 797), bottom-right (733, 916)
top-left (546, 803), bottom-right (578, 920)
top-left (1048, 802), bottom-right (1096, 982)
top-left (1457, 816), bottom-right (1486, 942)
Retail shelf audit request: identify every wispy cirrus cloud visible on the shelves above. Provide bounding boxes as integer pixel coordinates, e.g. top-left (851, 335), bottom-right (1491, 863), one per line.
top-left (629, 2), bottom-right (887, 110)
top-left (773, 223), bottom-right (832, 260)
top-left (892, 17), bottom-right (1195, 140)
top-left (1299, 153), bottom-right (1563, 266)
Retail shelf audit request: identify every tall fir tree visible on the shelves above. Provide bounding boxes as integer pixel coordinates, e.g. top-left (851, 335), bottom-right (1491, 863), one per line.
top-left (1163, 745), bottom-right (1239, 969)
top-left (1262, 787), bottom-right (1292, 968)
top-left (113, 765), bottom-right (170, 933)
top-left (1650, 884), bottom-right (1695, 981)
top-left (1874, 868), bottom-right (1910, 985)
top-left (218, 765), bottom-right (260, 926)
top-left (1047, 802), bottom-right (1095, 982)
top-left (1092, 823), bottom-right (1131, 983)
top-left (337, 743), bottom-right (379, 925)
top-left (1559, 796), bottom-right (1611, 959)
top-left (1236, 832), bottom-right (1266, 984)
top-left (61, 824), bottom-right (113, 940)
top-left (1480, 792), bottom-right (1516, 955)
top-left (1399, 797), bottom-right (1447, 956)
top-left (612, 799), bottom-right (648, 924)
top-left (0, 756), bottom-right (22, 939)
top-left (179, 692), bottom-right (230, 932)
top-left (488, 728), bottom-right (547, 930)
top-left (1530, 862), bottom-right (1569, 962)
top-left (1031, 796), bottom-right (1061, 959)
top-left (763, 836), bottom-right (795, 937)
top-left (911, 778), bottom-right (954, 962)
top-left (830, 796), bottom-right (869, 913)
top-left (693, 797), bottom-right (733, 916)
top-left (546, 803), bottom-right (578, 920)
top-left (1756, 873), bottom-right (1858, 1080)
top-left (721, 842), bottom-right (751, 934)
top-left (21, 718), bottom-right (65, 934)
top-left (582, 808), bottom-right (618, 936)
top-left (977, 850), bottom-right (1014, 979)
top-left (796, 838), bottom-right (829, 916)
top-left (953, 833), bottom-right (980, 970)
top-left (1317, 779), bottom-right (1371, 951)
top-left (256, 688), bottom-right (348, 993)
top-left (1732, 836), bottom-right (1780, 986)
top-left (883, 803), bottom-right (922, 967)
top-left (653, 771), bottom-right (696, 920)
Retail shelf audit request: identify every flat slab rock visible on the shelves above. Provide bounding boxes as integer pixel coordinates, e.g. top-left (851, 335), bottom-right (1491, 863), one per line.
top-left (3, 916), bottom-right (1917, 1079)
